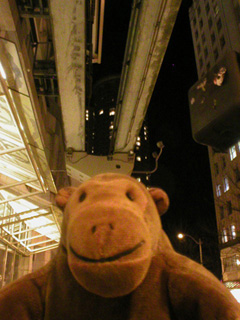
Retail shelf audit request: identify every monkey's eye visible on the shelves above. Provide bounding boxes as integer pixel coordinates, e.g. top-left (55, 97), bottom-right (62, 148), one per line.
top-left (79, 192), bottom-right (87, 202)
top-left (126, 191), bottom-right (134, 201)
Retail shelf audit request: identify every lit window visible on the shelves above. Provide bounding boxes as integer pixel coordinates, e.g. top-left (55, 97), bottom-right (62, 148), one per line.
top-left (229, 146), bottom-right (237, 160)
top-left (136, 156), bottom-right (141, 162)
top-left (137, 177), bottom-right (141, 182)
top-left (99, 109), bottom-right (104, 115)
top-left (85, 110), bottom-right (89, 121)
top-left (137, 137), bottom-right (141, 141)
top-left (136, 141), bottom-right (141, 147)
top-left (109, 109), bottom-right (115, 116)
top-left (231, 225), bottom-right (236, 240)
top-left (222, 228), bottom-right (228, 243)
top-left (216, 184), bottom-right (221, 197)
top-left (223, 176), bottom-right (229, 192)
top-left (109, 124), bottom-right (114, 130)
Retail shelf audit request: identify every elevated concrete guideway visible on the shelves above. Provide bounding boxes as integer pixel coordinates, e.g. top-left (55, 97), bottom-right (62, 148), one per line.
top-left (50, 0), bottom-right (182, 181)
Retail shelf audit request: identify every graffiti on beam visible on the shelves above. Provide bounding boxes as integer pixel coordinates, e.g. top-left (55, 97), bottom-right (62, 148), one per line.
top-left (66, 0), bottom-right (84, 100)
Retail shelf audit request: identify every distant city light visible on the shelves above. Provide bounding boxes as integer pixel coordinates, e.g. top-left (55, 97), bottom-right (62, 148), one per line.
top-left (109, 109), bottom-right (115, 116)
top-left (136, 156), bottom-right (141, 162)
top-left (99, 109), bottom-right (104, 115)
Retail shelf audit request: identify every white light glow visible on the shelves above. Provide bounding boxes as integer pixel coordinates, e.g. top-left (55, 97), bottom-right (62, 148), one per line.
top-left (230, 289), bottom-right (240, 303)
top-left (177, 233), bottom-right (184, 239)
top-left (0, 62), bottom-right (6, 79)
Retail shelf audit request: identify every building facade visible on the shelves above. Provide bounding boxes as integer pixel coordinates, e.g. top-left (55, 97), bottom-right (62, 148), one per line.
top-left (189, 0), bottom-right (240, 297)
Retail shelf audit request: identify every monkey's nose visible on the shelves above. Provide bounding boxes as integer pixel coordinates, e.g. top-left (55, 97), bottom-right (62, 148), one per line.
top-left (91, 223), bottom-right (114, 234)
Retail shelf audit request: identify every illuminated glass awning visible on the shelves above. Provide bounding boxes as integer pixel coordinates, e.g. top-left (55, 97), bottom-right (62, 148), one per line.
top-left (0, 38), bottom-right (61, 255)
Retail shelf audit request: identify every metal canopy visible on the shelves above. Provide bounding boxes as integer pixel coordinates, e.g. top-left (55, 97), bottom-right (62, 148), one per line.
top-left (0, 32), bottom-right (61, 255)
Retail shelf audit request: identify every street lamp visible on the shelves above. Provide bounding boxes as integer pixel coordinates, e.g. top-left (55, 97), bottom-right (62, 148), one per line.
top-left (177, 233), bottom-right (203, 265)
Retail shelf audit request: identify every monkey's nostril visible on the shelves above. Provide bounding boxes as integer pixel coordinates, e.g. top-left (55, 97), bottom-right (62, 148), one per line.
top-left (91, 226), bottom-right (97, 234)
top-left (109, 223), bottom-right (114, 230)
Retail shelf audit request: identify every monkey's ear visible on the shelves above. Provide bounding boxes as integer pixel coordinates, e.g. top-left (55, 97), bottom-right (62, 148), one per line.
top-left (55, 187), bottom-right (77, 208)
top-left (148, 188), bottom-right (169, 215)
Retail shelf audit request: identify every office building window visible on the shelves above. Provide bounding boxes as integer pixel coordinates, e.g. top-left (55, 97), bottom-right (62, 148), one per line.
top-left (229, 145), bottom-right (237, 160)
top-left (223, 176), bottom-right (229, 192)
top-left (222, 157), bottom-right (226, 169)
top-left (223, 255), bottom-right (240, 272)
top-left (220, 206), bottom-right (224, 220)
top-left (227, 200), bottom-right (232, 215)
top-left (238, 141), bottom-right (240, 151)
top-left (211, 33), bottom-right (216, 44)
top-left (208, 17), bottom-right (213, 28)
top-left (217, 18), bottom-right (222, 32)
top-left (214, 163), bottom-right (219, 175)
top-left (234, 167), bottom-right (240, 183)
top-left (195, 29), bottom-right (199, 40)
top-left (214, 4), bottom-right (220, 16)
top-left (231, 225), bottom-right (236, 239)
top-left (205, 3), bottom-right (210, 14)
top-left (220, 35), bottom-right (225, 49)
top-left (216, 184), bottom-right (221, 197)
top-left (204, 47), bottom-right (208, 58)
top-left (197, 5), bottom-right (201, 16)
top-left (222, 228), bottom-right (228, 243)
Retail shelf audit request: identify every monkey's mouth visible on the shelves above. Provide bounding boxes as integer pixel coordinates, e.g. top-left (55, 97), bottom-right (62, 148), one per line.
top-left (70, 240), bottom-right (145, 263)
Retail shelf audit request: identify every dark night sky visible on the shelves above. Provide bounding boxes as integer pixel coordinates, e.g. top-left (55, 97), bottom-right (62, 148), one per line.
top-left (94, 0), bottom-right (221, 277)
top-left (146, 1), bottom-right (221, 276)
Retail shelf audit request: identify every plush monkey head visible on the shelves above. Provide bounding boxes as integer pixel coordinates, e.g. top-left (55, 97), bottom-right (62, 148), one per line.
top-left (56, 173), bottom-right (169, 298)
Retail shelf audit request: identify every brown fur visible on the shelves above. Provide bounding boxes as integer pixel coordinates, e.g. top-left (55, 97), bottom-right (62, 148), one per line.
top-left (0, 173), bottom-right (239, 319)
